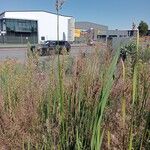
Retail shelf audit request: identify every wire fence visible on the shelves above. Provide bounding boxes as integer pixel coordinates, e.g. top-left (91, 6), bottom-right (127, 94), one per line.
top-left (0, 35), bottom-right (38, 44)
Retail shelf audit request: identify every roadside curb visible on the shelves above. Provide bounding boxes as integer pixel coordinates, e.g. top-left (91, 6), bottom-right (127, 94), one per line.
top-left (0, 45), bottom-right (28, 48)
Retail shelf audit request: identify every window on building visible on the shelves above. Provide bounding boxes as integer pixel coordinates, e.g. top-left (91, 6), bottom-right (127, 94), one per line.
top-left (109, 35), bottom-right (117, 38)
top-left (41, 36), bottom-right (45, 41)
top-left (97, 35), bottom-right (106, 39)
top-left (2, 19), bottom-right (38, 44)
top-left (4, 19), bottom-right (37, 33)
top-left (129, 30), bottom-right (134, 36)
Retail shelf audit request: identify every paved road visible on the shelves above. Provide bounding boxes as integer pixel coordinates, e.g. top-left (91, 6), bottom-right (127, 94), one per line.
top-left (0, 48), bottom-right (27, 62)
top-left (0, 45), bottom-right (100, 62)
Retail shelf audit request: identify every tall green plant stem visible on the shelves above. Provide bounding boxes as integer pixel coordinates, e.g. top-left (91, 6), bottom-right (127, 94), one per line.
top-left (128, 28), bottom-right (140, 150)
top-left (56, 7), bottom-right (64, 120)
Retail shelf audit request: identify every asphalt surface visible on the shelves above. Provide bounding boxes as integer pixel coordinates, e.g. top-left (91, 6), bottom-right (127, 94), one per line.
top-left (0, 48), bottom-right (27, 62)
top-left (0, 45), bottom-right (96, 62)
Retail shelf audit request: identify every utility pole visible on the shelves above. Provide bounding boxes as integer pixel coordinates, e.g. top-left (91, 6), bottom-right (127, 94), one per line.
top-left (56, 0), bottom-right (59, 43)
top-left (55, 0), bottom-right (65, 48)
top-left (55, 0), bottom-right (65, 118)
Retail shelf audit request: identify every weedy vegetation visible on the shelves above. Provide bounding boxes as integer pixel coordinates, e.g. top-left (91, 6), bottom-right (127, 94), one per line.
top-left (0, 40), bottom-right (150, 150)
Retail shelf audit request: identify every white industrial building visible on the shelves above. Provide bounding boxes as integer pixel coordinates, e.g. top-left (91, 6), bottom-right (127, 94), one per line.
top-left (0, 10), bottom-right (75, 44)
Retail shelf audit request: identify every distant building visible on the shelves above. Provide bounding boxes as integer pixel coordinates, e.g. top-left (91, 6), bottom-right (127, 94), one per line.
top-left (0, 10), bottom-right (75, 44)
top-left (75, 21), bottom-right (108, 43)
top-left (104, 30), bottom-right (135, 40)
top-left (74, 21), bottom-right (137, 43)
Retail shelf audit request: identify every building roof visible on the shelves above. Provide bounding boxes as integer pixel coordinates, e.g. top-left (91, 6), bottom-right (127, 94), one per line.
top-left (0, 10), bottom-right (73, 18)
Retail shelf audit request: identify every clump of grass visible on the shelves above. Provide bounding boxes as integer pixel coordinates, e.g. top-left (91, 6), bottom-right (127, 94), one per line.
top-left (0, 41), bottom-right (150, 149)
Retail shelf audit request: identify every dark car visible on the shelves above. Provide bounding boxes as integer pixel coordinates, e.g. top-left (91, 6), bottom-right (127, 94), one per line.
top-left (37, 40), bottom-right (71, 56)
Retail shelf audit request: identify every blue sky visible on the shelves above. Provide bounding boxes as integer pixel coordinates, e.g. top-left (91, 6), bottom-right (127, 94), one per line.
top-left (0, 0), bottom-right (150, 29)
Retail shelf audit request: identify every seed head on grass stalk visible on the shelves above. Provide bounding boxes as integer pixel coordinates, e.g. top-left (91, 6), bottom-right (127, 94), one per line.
top-left (55, 0), bottom-right (65, 11)
top-left (55, 0), bottom-right (66, 121)
top-left (128, 27), bottom-right (140, 150)
top-left (55, 0), bottom-right (67, 148)
top-left (120, 58), bottom-right (126, 149)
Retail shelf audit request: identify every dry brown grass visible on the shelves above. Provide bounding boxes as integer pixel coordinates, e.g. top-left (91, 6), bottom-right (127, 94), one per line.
top-left (0, 47), bottom-right (149, 149)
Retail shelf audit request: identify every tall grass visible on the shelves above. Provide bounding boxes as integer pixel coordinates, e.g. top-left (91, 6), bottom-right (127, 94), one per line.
top-left (0, 41), bottom-right (150, 149)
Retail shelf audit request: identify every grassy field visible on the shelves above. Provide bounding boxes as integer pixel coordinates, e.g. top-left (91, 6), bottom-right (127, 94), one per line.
top-left (0, 42), bottom-right (150, 149)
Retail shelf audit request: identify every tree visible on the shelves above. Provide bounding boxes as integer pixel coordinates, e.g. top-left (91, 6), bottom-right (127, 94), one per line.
top-left (138, 21), bottom-right (149, 36)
